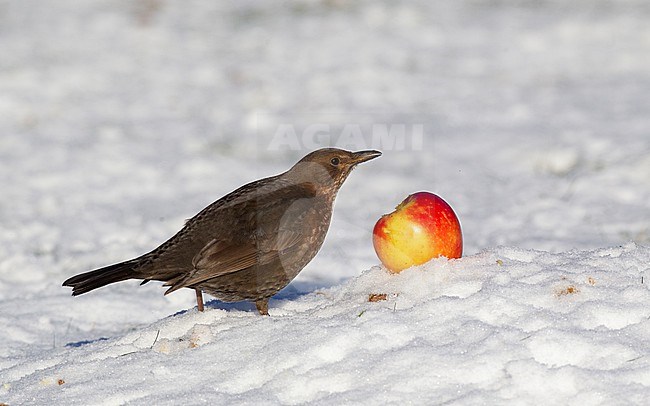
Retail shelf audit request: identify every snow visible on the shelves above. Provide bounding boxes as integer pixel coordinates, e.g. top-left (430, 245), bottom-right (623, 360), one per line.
top-left (3, 246), bottom-right (650, 404)
top-left (1, 0), bottom-right (650, 404)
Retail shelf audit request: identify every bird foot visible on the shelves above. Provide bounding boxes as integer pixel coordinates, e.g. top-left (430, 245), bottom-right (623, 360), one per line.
top-left (195, 288), bottom-right (205, 312)
top-left (255, 299), bottom-right (269, 316)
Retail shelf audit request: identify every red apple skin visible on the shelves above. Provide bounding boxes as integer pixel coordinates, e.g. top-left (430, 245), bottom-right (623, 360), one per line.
top-left (373, 192), bottom-right (462, 273)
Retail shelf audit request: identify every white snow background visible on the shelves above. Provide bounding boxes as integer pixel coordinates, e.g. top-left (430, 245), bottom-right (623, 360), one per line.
top-left (1, 0), bottom-right (650, 404)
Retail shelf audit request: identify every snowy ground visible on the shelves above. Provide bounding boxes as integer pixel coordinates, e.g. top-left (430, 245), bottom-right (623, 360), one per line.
top-left (1, 0), bottom-right (650, 404)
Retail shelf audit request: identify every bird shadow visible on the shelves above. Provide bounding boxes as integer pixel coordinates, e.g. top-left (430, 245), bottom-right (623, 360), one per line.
top-left (65, 336), bottom-right (110, 348)
top-left (63, 279), bottom-right (343, 347)
top-left (199, 279), bottom-right (340, 313)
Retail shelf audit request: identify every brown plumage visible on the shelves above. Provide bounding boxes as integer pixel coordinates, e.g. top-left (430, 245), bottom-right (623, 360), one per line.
top-left (63, 148), bottom-right (381, 315)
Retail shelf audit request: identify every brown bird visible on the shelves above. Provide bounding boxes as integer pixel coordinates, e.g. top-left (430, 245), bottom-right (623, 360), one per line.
top-left (63, 148), bottom-right (381, 315)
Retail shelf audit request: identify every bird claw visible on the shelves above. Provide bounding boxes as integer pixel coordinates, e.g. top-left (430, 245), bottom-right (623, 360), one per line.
top-left (255, 299), bottom-right (269, 316)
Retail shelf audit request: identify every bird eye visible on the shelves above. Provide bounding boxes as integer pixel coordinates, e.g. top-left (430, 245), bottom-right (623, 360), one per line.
top-left (330, 157), bottom-right (340, 166)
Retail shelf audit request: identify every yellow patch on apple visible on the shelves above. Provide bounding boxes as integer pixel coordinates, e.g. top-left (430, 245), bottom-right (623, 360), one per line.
top-left (373, 191), bottom-right (462, 273)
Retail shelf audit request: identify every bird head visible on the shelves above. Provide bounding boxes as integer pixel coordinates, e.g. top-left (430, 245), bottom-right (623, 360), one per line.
top-left (287, 148), bottom-right (382, 193)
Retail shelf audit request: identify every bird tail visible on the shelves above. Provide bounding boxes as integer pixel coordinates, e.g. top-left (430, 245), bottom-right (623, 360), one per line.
top-left (62, 259), bottom-right (140, 296)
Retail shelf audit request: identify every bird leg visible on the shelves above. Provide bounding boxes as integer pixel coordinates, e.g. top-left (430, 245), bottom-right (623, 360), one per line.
top-left (255, 298), bottom-right (269, 316)
top-left (195, 288), bottom-right (204, 312)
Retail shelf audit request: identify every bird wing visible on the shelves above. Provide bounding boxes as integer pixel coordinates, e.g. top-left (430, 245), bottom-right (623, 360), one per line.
top-left (163, 181), bottom-right (318, 295)
top-left (163, 229), bottom-right (305, 294)
top-left (192, 238), bottom-right (259, 276)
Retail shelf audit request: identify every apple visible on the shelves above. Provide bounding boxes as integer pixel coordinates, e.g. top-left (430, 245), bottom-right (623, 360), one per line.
top-left (373, 192), bottom-right (462, 273)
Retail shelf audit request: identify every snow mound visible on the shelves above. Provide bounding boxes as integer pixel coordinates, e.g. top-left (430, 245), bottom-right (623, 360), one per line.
top-left (3, 244), bottom-right (649, 404)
